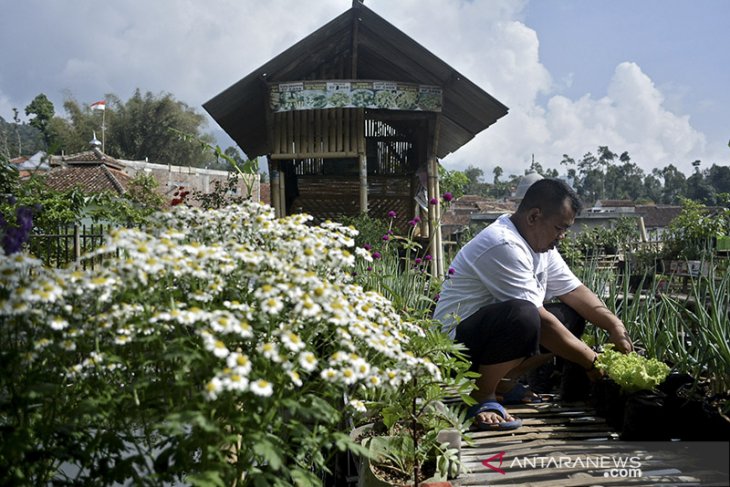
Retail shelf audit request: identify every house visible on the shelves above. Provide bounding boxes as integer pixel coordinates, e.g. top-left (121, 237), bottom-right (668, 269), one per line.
top-left (45, 147), bottom-right (131, 195)
top-left (11, 151), bottom-right (50, 179)
top-left (43, 136), bottom-right (260, 205)
top-left (118, 159), bottom-right (260, 204)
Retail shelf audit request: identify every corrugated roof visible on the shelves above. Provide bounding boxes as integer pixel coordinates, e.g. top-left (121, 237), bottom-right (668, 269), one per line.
top-left (204, 3), bottom-right (508, 159)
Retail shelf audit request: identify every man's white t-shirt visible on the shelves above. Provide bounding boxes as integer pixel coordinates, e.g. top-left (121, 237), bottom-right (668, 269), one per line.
top-left (433, 214), bottom-right (581, 338)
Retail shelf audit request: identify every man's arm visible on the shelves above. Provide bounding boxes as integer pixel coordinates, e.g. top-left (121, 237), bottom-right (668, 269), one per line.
top-left (558, 284), bottom-right (633, 353)
top-left (538, 306), bottom-right (596, 369)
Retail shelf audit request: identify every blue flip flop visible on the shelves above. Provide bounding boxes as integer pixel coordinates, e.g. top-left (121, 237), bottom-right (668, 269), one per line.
top-left (466, 401), bottom-right (522, 431)
top-left (498, 382), bottom-right (548, 405)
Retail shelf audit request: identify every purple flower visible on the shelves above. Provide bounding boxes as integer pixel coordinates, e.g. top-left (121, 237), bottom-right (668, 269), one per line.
top-left (363, 243), bottom-right (372, 251)
top-left (372, 252), bottom-right (381, 260)
top-left (408, 219), bottom-right (418, 227)
top-left (387, 210), bottom-right (397, 219)
top-left (433, 293), bottom-right (441, 302)
top-left (366, 266), bottom-right (373, 272)
top-left (415, 257), bottom-right (423, 265)
top-left (448, 267), bottom-right (456, 275)
top-left (442, 192), bottom-right (453, 202)
top-left (424, 254), bottom-right (433, 261)
top-left (429, 197), bottom-right (438, 205)
top-left (1, 206), bottom-right (35, 255)
top-left (382, 234), bottom-right (390, 241)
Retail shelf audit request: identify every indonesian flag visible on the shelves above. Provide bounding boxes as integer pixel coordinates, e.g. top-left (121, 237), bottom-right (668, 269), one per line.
top-left (90, 100), bottom-right (106, 111)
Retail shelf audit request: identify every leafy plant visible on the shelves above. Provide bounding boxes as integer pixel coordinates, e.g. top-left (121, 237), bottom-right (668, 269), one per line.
top-left (0, 203), bottom-right (444, 485)
top-left (596, 344), bottom-right (670, 393)
top-left (662, 198), bottom-right (729, 260)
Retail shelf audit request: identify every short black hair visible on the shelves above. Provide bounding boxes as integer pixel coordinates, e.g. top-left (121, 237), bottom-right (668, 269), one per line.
top-left (517, 178), bottom-right (582, 216)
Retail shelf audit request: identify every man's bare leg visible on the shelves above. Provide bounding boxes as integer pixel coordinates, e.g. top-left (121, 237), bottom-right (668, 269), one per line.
top-left (472, 358), bottom-right (524, 425)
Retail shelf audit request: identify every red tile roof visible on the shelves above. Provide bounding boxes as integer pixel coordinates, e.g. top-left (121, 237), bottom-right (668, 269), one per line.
top-left (44, 165), bottom-right (131, 195)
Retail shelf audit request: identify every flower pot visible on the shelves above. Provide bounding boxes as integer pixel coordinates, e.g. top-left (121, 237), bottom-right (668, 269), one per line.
top-left (590, 378), bottom-right (626, 430)
top-left (620, 390), bottom-right (669, 440)
top-left (352, 426), bottom-right (460, 487)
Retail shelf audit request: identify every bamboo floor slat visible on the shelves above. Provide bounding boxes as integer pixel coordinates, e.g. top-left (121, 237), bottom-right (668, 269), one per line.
top-left (452, 401), bottom-right (728, 486)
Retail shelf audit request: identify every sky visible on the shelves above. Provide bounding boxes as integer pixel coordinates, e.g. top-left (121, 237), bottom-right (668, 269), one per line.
top-left (1, 0), bottom-right (728, 178)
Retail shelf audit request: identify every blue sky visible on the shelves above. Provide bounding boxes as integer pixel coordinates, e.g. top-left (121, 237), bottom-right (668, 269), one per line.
top-left (0, 0), bottom-right (727, 179)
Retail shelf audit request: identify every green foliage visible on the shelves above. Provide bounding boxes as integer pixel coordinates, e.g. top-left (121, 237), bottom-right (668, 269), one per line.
top-left (25, 94), bottom-right (55, 146)
top-left (0, 203), bottom-right (451, 485)
top-left (438, 165), bottom-right (469, 200)
top-left (0, 115), bottom-right (46, 157)
top-left (596, 345), bottom-right (670, 393)
top-left (0, 154), bottom-right (19, 195)
top-left (663, 198), bottom-right (729, 259)
top-left (106, 90), bottom-right (216, 167)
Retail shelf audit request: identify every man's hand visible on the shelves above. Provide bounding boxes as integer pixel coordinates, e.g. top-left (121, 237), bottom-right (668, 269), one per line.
top-left (559, 286), bottom-right (634, 353)
top-left (608, 326), bottom-right (633, 353)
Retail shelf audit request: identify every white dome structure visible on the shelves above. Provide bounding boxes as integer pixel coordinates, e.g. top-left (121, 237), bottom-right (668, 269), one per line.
top-left (513, 172), bottom-right (543, 201)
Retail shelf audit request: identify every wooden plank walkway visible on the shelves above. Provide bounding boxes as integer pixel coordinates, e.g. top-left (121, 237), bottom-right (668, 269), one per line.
top-left (453, 401), bottom-right (729, 486)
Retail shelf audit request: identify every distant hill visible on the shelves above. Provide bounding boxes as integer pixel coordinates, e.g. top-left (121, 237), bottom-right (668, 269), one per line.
top-left (0, 117), bottom-right (46, 158)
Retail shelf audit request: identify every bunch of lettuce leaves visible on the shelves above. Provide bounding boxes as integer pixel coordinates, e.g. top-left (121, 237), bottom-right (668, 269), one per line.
top-left (596, 344), bottom-right (671, 393)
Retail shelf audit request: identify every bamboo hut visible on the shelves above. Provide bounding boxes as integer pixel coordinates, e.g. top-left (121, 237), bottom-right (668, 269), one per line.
top-left (204, 1), bottom-right (508, 276)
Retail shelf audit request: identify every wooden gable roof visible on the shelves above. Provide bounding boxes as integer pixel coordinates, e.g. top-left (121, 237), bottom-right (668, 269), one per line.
top-left (204, 3), bottom-right (508, 159)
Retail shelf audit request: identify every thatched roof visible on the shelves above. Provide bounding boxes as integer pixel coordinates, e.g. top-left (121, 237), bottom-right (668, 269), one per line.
top-left (204, 3), bottom-right (508, 159)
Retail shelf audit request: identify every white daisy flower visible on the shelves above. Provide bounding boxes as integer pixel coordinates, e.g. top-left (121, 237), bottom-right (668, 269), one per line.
top-left (281, 331), bottom-right (305, 352)
top-left (320, 368), bottom-right (339, 382)
top-left (250, 379), bottom-right (273, 397)
top-left (287, 370), bottom-right (303, 387)
top-left (50, 316), bottom-right (69, 331)
top-left (298, 351), bottom-right (318, 372)
top-left (206, 377), bottom-right (223, 400)
top-left (349, 399), bottom-right (367, 413)
top-left (211, 340), bottom-right (229, 358)
top-left (260, 342), bottom-right (280, 362)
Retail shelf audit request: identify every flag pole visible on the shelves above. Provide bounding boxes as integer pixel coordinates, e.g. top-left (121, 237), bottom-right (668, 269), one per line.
top-left (102, 107), bottom-right (106, 153)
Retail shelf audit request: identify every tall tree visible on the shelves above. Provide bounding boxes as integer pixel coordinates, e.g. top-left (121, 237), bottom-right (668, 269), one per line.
top-left (492, 165), bottom-right (503, 184)
top-left (642, 172), bottom-right (663, 203)
top-left (686, 170), bottom-right (716, 205)
top-left (659, 164), bottom-right (687, 204)
top-left (463, 165), bottom-right (486, 195)
top-left (707, 164), bottom-right (730, 196)
top-left (25, 94), bottom-right (55, 146)
top-left (107, 90), bottom-right (215, 167)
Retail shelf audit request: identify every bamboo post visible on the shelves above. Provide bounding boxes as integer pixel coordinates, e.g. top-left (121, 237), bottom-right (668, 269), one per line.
top-left (359, 153), bottom-right (368, 214)
top-left (269, 160), bottom-right (281, 218)
top-left (278, 162), bottom-right (287, 217)
top-left (433, 159), bottom-right (445, 278)
top-left (427, 115), bottom-right (443, 279)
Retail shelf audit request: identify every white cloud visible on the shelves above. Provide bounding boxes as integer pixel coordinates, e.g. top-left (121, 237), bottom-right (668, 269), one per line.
top-left (0, 0), bottom-right (725, 176)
